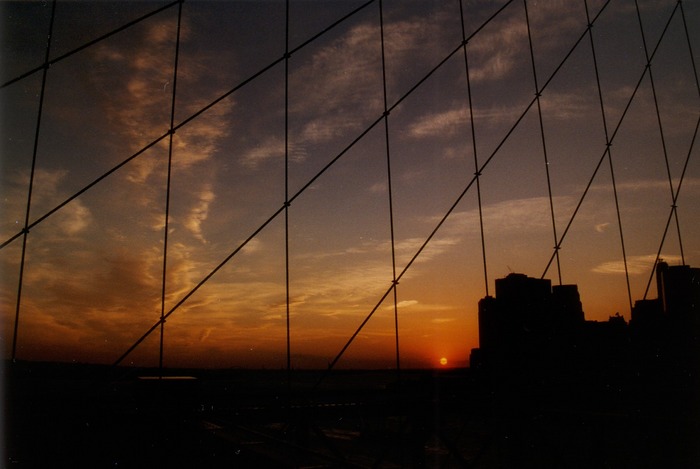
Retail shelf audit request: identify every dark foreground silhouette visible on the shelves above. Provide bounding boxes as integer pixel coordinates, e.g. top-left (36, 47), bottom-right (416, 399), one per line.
top-left (4, 359), bottom-right (699, 468)
top-left (6, 264), bottom-right (699, 467)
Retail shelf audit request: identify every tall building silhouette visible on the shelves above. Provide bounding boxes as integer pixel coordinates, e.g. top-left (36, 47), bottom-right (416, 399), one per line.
top-left (472, 263), bottom-right (700, 379)
top-left (473, 273), bottom-right (586, 373)
top-left (631, 261), bottom-right (700, 376)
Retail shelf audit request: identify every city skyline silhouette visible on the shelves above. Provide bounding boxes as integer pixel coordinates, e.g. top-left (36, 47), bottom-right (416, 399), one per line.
top-left (2, 0), bottom-right (698, 373)
top-left (472, 261), bottom-right (699, 376)
top-left (5, 261), bottom-right (699, 466)
top-left (2, 0), bottom-right (700, 463)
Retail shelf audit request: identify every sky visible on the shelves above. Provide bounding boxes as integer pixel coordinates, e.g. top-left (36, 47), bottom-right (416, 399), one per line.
top-left (1, 0), bottom-right (699, 369)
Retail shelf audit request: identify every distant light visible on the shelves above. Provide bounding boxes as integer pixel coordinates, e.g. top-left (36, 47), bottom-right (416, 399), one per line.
top-left (138, 376), bottom-right (197, 380)
top-left (439, 357), bottom-right (448, 366)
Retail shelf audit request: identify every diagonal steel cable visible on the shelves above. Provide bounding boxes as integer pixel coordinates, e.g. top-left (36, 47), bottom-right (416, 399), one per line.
top-left (1, 1), bottom-right (180, 89)
top-left (643, 114), bottom-right (699, 300)
top-left (642, 0), bottom-right (700, 299)
top-left (459, 0), bottom-right (489, 297)
top-left (580, 0), bottom-right (623, 302)
top-left (634, 0), bottom-right (684, 266)
top-left (11, 0), bottom-right (57, 361)
top-left (583, 0), bottom-right (634, 314)
top-left (12, 0), bottom-right (686, 372)
top-left (159, 0), bottom-right (184, 374)
top-left (112, 0), bottom-right (517, 367)
top-left (317, 0), bottom-right (616, 383)
top-left (378, 0), bottom-right (402, 375)
top-left (524, 0), bottom-right (563, 285)
top-left (0, 0), bottom-right (378, 252)
top-left (541, 0), bottom-right (681, 288)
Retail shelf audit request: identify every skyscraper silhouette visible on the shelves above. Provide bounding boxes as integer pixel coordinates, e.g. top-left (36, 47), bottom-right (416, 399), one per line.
top-left (473, 263), bottom-right (700, 379)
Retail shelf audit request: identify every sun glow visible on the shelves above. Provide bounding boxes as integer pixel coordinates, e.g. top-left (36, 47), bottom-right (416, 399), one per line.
top-left (439, 357), bottom-right (448, 366)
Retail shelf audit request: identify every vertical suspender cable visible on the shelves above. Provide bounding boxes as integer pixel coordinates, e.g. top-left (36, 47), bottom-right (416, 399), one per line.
top-left (634, 0), bottom-right (684, 266)
top-left (676, 0), bottom-right (700, 263)
top-left (159, 0), bottom-right (184, 373)
top-left (12, 0), bottom-right (57, 362)
top-left (642, 115), bottom-right (699, 300)
top-left (643, 0), bottom-right (699, 299)
top-left (122, 0), bottom-right (620, 370)
top-left (379, 0), bottom-right (401, 375)
top-left (634, 0), bottom-right (685, 291)
top-left (675, 0), bottom-right (700, 263)
top-left (459, 0), bottom-right (489, 298)
top-left (540, 0), bottom-right (671, 280)
top-left (680, 1), bottom-right (700, 100)
top-left (1, 2), bottom-right (180, 90)
top-left (285, 0), bottom-right (292, 394)
top-left (585, 0), bottom-right (633, 314)
top-left (523, 0), bottom-right (562, 285)
top-left (0, 1), bottom-right (378, 254)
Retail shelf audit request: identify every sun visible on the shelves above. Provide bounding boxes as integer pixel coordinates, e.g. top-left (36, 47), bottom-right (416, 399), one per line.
top-left (439, 357), bottom-right (448, 366)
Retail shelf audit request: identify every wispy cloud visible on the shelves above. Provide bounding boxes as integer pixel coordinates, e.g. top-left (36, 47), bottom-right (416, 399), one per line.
top-left (595, 222), bottom-right (610, 233)
top-left (592, 254), bottom-right (683, 275)
top-left (397, 299), bottom-right (418, 308)
top-left (56, 200), bottom-right (92, 236)
top-left (444, 196), bottom-right (576, 236)
top-left (384, 299), bottom-right (418, 311)
top-left (383, 8), bottom-right (454, 76)
top-left (590, 177), bottom-right (700, 193)
top-left (89, 16), bottom-right (238, 249)
top-left (183, 184), bottom-right (215, 243)
top-left (171, 100), bottom-right (234, 170)
top-left (92, 17), bottom-right (233, 167)
top-left (406, 104), bottom-right (522, 139)
top-left (288, 6), bottom-right (466, 145)
top-left (525, 1), bottom-right (587, 46)
top-left (92, 18), bottom-right (176, 179)
top-left (240, 137), bottom-right (308, 169)
top-left (467, 12), bottom-right (528, 83)
top-left (393, 236), bottom-right (464, 267)
top-left (290, 22), bottom-right (383, 144)
top-left (431, 317), bottom-right (457, 324)
top-left (540, 90), bottom-right (597, 120)
top-left (241, 237), bottom-right (263, 255)
top-left (240, 139), bottom-right (285, 169)
top-left (407, 89), bottom-right (599, 140)
top-left (5, 169), bottom-right (93, 238)
top-left (408, 108), bottom-right (467, 139)
top-left (18, 245), bottom-right (164, 343)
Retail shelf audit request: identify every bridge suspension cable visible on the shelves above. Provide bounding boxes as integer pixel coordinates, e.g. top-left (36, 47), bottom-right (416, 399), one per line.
top-left (642, 0), bottom-right (700, 299)
top-left (11, 0), bottom-right (57, 362)
top-left (3, 0), bottom-right (697, 375)
top-left (159, 0), bottom-right (184, 374)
